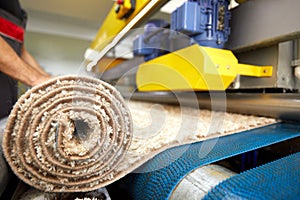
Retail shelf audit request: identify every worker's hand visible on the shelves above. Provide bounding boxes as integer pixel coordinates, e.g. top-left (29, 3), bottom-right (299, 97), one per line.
top-left (31, 74), bottom-right (53, 87)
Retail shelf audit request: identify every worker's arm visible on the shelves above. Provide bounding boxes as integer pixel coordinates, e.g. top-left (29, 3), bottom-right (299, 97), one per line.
top-left (21, 45), bottom-right (50, 76)
top-left (0, 36), bottom-right (51, 87)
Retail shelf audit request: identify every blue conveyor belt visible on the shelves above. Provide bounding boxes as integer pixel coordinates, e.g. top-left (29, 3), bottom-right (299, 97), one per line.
top-left (203, 152), bottom-right (300, 200)
top-left (125, 122), bottom-right (300, 200)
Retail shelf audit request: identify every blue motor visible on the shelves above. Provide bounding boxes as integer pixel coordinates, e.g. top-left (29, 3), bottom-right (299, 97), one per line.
top-left (133, 19), bottom-right (170, 61)
top-left (133, 0), bottom-right (231, 61)
top-left (171, 0), bottom-right (231, 48)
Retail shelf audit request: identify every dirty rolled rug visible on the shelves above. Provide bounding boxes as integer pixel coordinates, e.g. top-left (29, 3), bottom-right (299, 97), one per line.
top-left (2, 76), bottom-right (132, 192)
top-left (2, 75), bottom-right (276, 193)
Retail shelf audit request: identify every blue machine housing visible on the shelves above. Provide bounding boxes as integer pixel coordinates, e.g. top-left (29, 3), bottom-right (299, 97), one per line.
top-left (133, 19), bottom-right (170, 61)
top-left (171, 0), bottom-right (231, 48)
top-left (133, 0), bottom-right (231, 61)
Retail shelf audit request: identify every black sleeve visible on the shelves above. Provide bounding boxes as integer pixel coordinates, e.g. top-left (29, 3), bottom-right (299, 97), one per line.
top-left (0, 0), bottom-right (23, 19)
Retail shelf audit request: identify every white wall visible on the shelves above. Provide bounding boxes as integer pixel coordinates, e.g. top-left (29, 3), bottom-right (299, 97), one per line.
top-left (24, 32), bottom-right (91, 76)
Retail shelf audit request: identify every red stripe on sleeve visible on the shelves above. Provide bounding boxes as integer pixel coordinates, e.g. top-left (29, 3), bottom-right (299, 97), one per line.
top-left (0, 17), bottom-right (24, 43)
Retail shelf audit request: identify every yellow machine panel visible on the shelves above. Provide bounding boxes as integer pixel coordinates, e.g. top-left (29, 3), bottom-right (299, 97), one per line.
top-left (136, 44), bottom-right (272, 91)
top-left (88, 0), bottom-right (150, 52)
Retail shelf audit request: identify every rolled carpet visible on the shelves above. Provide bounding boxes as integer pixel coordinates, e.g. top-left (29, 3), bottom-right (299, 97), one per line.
top-left (2, 75), bottom-right (132, 192)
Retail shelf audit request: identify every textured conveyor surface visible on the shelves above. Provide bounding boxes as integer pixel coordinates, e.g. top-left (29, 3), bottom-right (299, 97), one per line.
top-left (126, 122), bottom-right (300, 200)
top-left (203, 152), bottom-right (300, 200)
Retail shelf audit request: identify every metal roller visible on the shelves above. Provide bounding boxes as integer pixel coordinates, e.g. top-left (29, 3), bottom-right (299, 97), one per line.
top-left (170, 164), bottom-right (236, 200)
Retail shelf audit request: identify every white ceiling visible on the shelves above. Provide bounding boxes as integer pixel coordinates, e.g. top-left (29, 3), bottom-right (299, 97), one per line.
top-left (21, 0), bottom-right (113, 22)
top-left (20, 0), bottom-right (115, 40)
